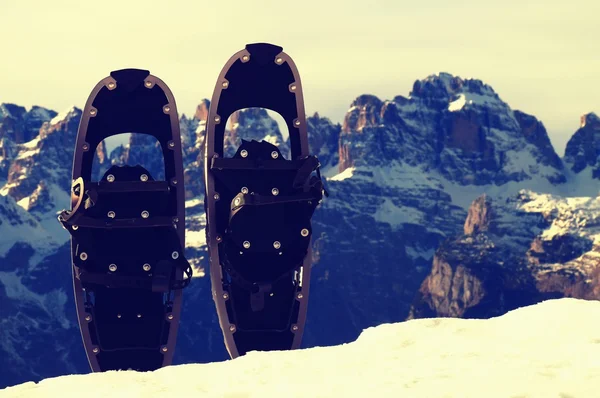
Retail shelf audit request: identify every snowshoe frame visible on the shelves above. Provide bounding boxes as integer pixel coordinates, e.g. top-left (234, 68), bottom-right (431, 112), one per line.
top-left (58, 69), bottom-right (189, 371)
top-left (204, 43), bottom-right (319, 358)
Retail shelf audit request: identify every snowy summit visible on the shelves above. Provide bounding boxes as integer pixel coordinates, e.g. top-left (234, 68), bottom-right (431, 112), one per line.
top-left (1, 298), bottom-right (599, 398)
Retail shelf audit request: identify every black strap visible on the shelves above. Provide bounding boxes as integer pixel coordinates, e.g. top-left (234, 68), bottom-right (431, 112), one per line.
top-left (230, 191), bottom-right (319, 212)
top-left (93, 181), bottom-right (170, 194)
top-left (59, 213), bottom-right (176, 230)
top-left (76, 259), bottom-right (192, 292)
top-left (211, 156), bottom-right (305, 171)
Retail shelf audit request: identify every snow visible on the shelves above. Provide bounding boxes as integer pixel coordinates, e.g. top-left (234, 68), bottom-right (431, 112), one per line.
top-left (2, 298), bottom-right (600, 397)
top-left (49, 107), bottom-right (76, 126)
top-left (329, 167), bottom-right (354, 181)
top-left (373, 198), bottom-right (423, 228)
top-left (518, 191), bottom-right (600, 244)
top-left (0, 271), bottom-right (70, 330)
top-left (448, 93), bottom-right (467, 111)
top-left (185, 228), bottom-right (206, 249)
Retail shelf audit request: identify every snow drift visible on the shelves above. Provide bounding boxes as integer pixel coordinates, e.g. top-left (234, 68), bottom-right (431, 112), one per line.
top-left (1, 298), bottom-right (599, 398)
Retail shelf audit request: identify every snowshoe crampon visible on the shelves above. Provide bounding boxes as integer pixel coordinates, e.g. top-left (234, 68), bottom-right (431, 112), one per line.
top-left (204, 43), bottom-right (327, 358)
top-left (58, 69), bottom-right (192, 372)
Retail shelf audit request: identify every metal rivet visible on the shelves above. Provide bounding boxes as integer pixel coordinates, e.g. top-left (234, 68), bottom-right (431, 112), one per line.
top-left (172, 251), bottom-right (179, 259)
top-left (275, 57), bottom-right (283, 64)
top-left (297, 293), bottom-right (303, 299)
top-left (82, 143), bottom-right (90, 151)
top-left (234, 198), bottom-right (240, 206)
top-left (85, 315), bottom-right (92, 322)
top-left (241, 187), bottom-right (248, 194)
top-left (272, 188), bottom-right (279, 196)
top-left (222, 81), bottom-right (229, 88)
top-left (89, 109), bottom-right (97, 116)
top-left (223, 292), bottom-right (229, 299)
top-left (92, 347), bottom-right (99, 353)
top-left (243, 241), bottom-right (251, 249)
top-left (301, 228), bottom-right (309, 237)
top-left (171, 179), bottom-right (178, 186)
top-left (109, 264), bottom-right (117, 272)
top-left (167, 314), bottom-right (174, 320)
top-left (117, 314), bottom-right (122, 319)
top-left (144, 81), bottom-right (152, 88)
top-left (137, 314), bottom-right (142, 318)
top-left (141, 210), bottom-right (149, 219)
top-left (214, 115), bottom-right (221, 123)
top-left (163, 105), bottom-right (171, 113)
top-left (161, 346), bottom-right (168, 353)
top-left (140, 174), bottom-right (148, 182)
top-left (108, 82), bottom-right (116, 89)
top-left (107, 211), bottom-right (115, 218)
top-left (292, 325), bottom-right (299, 331)
top-left (240, 149), bottom-right (248, 158)
top-left (173, 217), bottom-right (179, 223)
top-left (72, 225), bottom-right (79, 230)
top-left (168, 141), bottom-right (175, 149)
top-left (273, 241), bottom-right (281, 249)
top-left (216, 235), bottom-right (222, 242)
top-left (214, 193), bottom-right (220, 200)
top-left (242, 55), bottom-right (249, 62)
top-left (294, 120), bottom-right (301, 127)
top-left (143, 263), bottom-right (151, 271)
top-left (290, 84), bottom-right (297, 91)
top-left (271, 151), bottom-right (279, 159)
top-left (229, 325), bottom-right (236, 332)
top-left (107, 174), bottom-right (115, 182)
top-left (80, 252), bottom-right (88, 261)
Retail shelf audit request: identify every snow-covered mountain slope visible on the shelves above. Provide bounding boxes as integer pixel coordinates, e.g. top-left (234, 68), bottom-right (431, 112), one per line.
top-left (2, 298), bottom-right (599, 398)
top-left (1, 72), bottom-right (599, 389)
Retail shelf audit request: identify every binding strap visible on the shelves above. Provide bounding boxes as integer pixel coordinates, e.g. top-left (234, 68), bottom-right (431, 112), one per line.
top-left (76, 258), bottom-right (192, 292)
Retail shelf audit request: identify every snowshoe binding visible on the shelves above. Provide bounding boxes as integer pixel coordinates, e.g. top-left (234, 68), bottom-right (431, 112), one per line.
top-left (204, 43), bottom-right (328, 358)
top-left (58, 69), bottom-right (192, 372)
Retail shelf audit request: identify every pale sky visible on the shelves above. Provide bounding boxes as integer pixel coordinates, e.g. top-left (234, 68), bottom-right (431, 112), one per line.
top-left (0, 0), bottom-right (598, 154)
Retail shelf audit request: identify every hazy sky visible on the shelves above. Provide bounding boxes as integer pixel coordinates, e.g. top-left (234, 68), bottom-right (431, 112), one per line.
top-left (0, 0), bottom-right (597, 153)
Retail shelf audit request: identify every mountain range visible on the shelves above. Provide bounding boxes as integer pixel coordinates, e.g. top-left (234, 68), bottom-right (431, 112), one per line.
top-left (1, 72), bottom-right (599, 388)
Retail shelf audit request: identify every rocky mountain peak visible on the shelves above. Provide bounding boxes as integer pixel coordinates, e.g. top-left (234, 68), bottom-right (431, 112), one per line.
top-left (580, 112), bottom-right (599, 128)
top-left (342, 95), bottom-right (384, 133)
top-left (464, 195), bottom-right (494, 235)
top-left (306, 113), bottom-right (341, 172)
top-left (0, 103), bottom-right (56, 144)
top-left (225, 107), bottom-right (288, 157)
top-left (410, 73), bottom-right (501, 112)
top-left (563, 111), bottom-right (600, 177)
top-left (194, 99), bottom-right (210, 121)
top-left (338, 73), bottom-right (564, 185)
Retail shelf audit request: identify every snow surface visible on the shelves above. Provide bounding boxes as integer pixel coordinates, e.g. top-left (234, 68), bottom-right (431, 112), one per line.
top-left (329, 167), bottom-right (354, 181)
top-left (2, 298), bottom-right (599, 397)
top-left (49, 107), bottom-right (76, 126)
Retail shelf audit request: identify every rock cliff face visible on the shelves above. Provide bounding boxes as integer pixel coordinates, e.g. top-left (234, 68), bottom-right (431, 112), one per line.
top-left (408, 191), bottom-right (600, 319)
top-left (0, 73), bottom-right (598, 389)
top-left (339, 73), bottom-right (565, 185)
top-left (564, 112), bottom-right (600, 178)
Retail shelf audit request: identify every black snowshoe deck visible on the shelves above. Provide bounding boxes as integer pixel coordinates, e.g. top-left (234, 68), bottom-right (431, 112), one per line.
top-left (58, 69), bottom-right (191, 372)
top-left (204, 43), bottom-right (327, 358)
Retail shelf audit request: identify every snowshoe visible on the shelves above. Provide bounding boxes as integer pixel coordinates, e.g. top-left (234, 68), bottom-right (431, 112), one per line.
top-left (204, 43), bottom-right (328, 358)
top-left (58, 69), bottom-right (192, 372)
